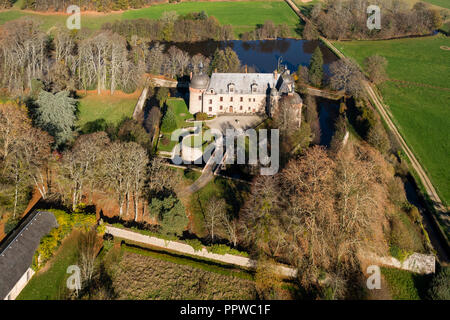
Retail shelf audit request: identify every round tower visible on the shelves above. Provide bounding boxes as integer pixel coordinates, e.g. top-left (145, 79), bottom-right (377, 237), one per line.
top-left (189, 71), bottom-right (209, 115)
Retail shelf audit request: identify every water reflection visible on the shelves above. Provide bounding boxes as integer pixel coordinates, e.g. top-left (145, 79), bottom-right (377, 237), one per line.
top-left (161, 38), bottom-right (338, 73)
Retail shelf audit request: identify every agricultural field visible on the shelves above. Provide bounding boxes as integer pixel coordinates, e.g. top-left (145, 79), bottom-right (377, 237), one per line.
top-left (333, 35), bottom-right (450, 205)
top-left (76, 91), bottom-right (140, 132)
top-left (107, 246), bottom-right (256, 299)
top-left (0, 1), bottom-right (300, 36)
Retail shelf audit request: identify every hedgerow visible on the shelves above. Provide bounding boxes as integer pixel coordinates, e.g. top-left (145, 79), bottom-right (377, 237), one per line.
top-left (31, 209), bottom-right (97, 271)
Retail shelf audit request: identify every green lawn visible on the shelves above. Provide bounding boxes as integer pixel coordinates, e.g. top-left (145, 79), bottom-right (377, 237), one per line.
top-left (333, 35), bottom-right (450, 205)
top-left (166, 98), bottom-right (193, 129)
top-left (17, 232), bottom-right (79, 300)
top-left (157, 98), bottom-right (193, 152)
top-left (0, 1), bottom-right (300, 36)
top-left (77, 92), bottom-right (139, 131)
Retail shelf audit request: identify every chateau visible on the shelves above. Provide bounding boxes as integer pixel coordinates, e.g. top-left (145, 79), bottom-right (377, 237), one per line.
top-left (189, 68), bottom-right (303, 121)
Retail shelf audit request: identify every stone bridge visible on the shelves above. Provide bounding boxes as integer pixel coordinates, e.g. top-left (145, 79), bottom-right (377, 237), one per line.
top-left (305, 86), bottom-right (345, 100)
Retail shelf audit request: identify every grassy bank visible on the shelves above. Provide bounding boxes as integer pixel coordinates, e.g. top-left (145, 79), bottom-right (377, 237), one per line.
top-left (333, 35), bottom-right (450, 205)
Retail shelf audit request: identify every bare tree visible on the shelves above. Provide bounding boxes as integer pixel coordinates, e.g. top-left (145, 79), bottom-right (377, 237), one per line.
top-left (205, 196), bottom-right (226, 241)
top-left (78, 228), bottom-right (101, 291)
top-left (329, 58), bottom-right (365, 99)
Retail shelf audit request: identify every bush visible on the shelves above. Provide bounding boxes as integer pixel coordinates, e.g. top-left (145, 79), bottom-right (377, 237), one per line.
top-left (428, 267), bottom-right (450, 300)
top-left (207, 244), bottom-right (249, 257)
top-left (4, 217), bottom-right (19, 235)
top-left (195, 112), bottom-right (208, 121)
top-left (185, 239), bottom-right (203, 252)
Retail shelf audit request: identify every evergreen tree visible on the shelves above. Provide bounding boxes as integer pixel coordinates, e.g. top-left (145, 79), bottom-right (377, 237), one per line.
top-left (150, 195), bottom-right (188, 236)
top-left (308, 47), bottom-right (324, 88)
top-left (160, 107), bottom-right (177, 133)
top-left (34, 90), bottom-right (77, 147)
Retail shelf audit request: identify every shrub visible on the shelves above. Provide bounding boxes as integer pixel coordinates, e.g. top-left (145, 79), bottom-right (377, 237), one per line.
top-left (4, 217), bottom-right (19, 235)
top-left (185, 239), bottom-right (203, 252)
top-left (207, 244), bottom-right (249, 257)
top-left (195, 112), bottom-right (208, 121)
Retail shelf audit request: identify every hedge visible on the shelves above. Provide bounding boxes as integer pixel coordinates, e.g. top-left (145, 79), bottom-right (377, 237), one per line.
top-left (32, 209), bottom-right (97, 271)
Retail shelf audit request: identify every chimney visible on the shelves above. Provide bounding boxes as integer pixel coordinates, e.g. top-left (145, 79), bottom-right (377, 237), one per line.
top-left (245, 65), bottom-right (248, 73)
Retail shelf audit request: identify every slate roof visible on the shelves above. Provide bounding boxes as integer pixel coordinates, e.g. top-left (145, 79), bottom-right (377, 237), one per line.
top-left (0, 211), bottom-right (58, 299)
top-left (207, 73), bottom-right (280, 94)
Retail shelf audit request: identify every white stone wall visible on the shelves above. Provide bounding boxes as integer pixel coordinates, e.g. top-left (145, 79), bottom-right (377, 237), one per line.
top-left (4, 268), bottom-right (35, 300)
top-left (201, 92), bottom-right (267, 116)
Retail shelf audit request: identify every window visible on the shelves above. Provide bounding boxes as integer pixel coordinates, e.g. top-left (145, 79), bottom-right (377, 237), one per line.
top-left (248, 98), bottom-right (251, 102)
top-left (198, 96), bottom-right (201, 101)
top-left (240, 97), bottom-right (243, 102)
top-left (220, 105), bottom-right (223, 110)
top-left (248, 107), bottom-right (251, 111)
top-left (210, 89), bottom-right (214, 93)
top-left (209, 99), bottom-right (212, 104)
top-left (220, 97), bottom-right (223, 102)
top-left (240, 106), bottom-right (243, 110)
top-left (253, 98), bottom-right (256, 102)
top-left (209, 107), bottom-right (212, 112)
top-left (230, 97), bottom-right (233, 102)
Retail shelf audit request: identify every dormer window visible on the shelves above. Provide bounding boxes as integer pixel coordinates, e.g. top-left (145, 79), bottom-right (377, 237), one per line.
top-left (210, 89), bottom-right (215, 94)
top-left (228, 83), bottom-right (235, 93)
top-left (251, 83), bottom-right (258, 93)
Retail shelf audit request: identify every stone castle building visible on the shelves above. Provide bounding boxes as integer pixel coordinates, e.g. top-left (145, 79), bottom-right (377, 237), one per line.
top-left (189, 68), bottom-right (302, 123)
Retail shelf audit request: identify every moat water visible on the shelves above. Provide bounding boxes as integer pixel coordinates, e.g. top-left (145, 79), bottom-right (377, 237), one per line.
top-left (162, 38), bottom-right (338, 74)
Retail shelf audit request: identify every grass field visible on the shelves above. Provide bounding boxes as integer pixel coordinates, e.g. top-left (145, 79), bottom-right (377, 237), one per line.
top-left (0, 1), bottom-right (300, 36)
top-left (76, 91), bottom-right (139, 131)
top-left (17, 232), bottom-right (79, 300)
top-left (333, 35), bottom-right (450, 205)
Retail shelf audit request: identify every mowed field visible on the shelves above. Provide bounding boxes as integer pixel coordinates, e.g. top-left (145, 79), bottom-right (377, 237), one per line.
top-left (76, 91), bottom-right (140, 129)
top-left (333, 35), bottom-right (450, 205)
top-left (0, 1), bottom-right (300, 35)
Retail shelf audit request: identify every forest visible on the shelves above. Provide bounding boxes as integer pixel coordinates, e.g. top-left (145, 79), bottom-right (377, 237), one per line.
top-left (9, 0), bottom-right (169, 11)
top-left (303, 0), bottom-right (443, 40)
